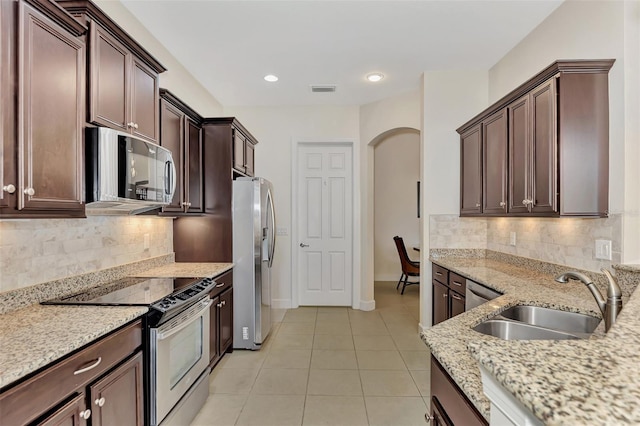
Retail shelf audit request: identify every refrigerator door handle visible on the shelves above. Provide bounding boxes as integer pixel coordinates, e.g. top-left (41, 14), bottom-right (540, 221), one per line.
top-left (267, 188), bottom-right (276, 267)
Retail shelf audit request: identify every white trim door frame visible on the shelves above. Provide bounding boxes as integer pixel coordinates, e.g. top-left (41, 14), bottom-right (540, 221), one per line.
top-left (291, 139), bottom-right (360, 309)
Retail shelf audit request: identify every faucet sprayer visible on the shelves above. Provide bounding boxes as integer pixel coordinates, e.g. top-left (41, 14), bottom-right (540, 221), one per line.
top-left (555, 269), bottom-right (622, 332)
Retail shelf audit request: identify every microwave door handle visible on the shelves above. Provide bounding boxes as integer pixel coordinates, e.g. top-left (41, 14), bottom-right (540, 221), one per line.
top-left (164, 160), bottom-right (175, 195)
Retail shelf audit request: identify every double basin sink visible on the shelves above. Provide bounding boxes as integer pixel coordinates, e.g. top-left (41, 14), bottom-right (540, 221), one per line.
top-left (473, 305), bottom-right (601, 340)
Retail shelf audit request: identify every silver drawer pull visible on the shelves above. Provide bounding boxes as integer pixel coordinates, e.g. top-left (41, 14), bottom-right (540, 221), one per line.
top-left (451, 293), bottom-right (463, 301)
top-left (74, 357), bottom-right (102, 375)
top-left (435, 271), bottom-right (442, 276)
top-left (452, 281), bottom-right (462, 287)
top-left (216, 283), bottom-right (225, 288)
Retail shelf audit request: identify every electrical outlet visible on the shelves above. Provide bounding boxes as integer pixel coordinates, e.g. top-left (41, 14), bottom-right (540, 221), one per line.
top-left (595, 239), bottom-right (612, 260)
top-left (144, 234), bottom-right (150, 251)
top-left (509, 232), bottom-right (516, 246)
top-left (276, 227), bottom-right (288, 236)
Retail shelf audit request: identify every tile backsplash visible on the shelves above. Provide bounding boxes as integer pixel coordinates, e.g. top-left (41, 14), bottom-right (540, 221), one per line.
top-left (0, 216), bottom-right (173, 292)
top-left (430, 214), bottom-right (623, 272)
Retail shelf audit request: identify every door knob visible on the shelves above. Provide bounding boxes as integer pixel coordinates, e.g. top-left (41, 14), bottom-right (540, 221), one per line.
top-left (300, 243), bottom-right (309, 248)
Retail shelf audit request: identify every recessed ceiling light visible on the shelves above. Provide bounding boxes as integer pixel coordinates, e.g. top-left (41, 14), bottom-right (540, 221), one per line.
top-left (264, 74), bottom-right (279, 82)
top-left (366, 73), bottom-right (384, 82)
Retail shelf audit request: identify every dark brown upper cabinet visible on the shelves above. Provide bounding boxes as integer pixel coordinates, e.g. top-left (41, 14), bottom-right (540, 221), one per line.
top-left (159, 89), bottom-right (203, 215)
top-left (231, 123), bottom-right (257, 177)
top-left (1, 0), bottom-right (87, 219)
top-left (482, 109), bottom-right (508, 215)
top-left (460, 124), bottom-right (482, 215)
top-left (457, 59), bottom-right (614, 218)
top-left (57, 0), bottom-right (166, 143)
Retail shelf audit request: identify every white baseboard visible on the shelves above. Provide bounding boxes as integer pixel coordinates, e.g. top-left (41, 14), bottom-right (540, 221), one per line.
top-left (359, 299), bottom-right (376, 311)
top-left (271, 299), bottom-right (292, 310)
top-left (419, 322), bottom-right (429, 334)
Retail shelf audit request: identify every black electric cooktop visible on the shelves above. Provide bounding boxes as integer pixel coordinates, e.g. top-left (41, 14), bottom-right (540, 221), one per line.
top-left (42, 277), bottom-right (217, 325)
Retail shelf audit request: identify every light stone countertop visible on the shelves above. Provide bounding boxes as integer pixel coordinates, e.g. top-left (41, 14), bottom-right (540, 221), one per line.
top-left (0, 304), bottom-right (147, 389)
top-left (0, 262), bottom-right (233, 390)
top-left (131, 262), bottom-right (233, 278)
top-left (424, 257), bottom-right (640, 424)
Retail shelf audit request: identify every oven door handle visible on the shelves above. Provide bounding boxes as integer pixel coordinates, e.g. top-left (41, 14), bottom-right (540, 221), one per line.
top-left (157, 299), bottom-right (213, 341)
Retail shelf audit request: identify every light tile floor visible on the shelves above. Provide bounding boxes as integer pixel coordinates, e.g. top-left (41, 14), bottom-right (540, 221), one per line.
top-left (191, 281), bottom-right (430, 426)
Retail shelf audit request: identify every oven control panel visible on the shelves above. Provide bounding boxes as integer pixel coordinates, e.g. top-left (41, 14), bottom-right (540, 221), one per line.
top-left (151, 277), bottom-right (217, 315)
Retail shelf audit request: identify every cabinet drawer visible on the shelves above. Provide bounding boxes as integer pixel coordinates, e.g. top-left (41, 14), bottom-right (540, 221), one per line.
top-left (0, 320), bottom-right (142, 425)
top-left (209, 270), bottom-right (233, 298)
top-left (431, 356), bottom-right (487, 426)
top-left (448, 272), bottom-right (466, 294)
top-left (432, 264), bottom-right (449, 285)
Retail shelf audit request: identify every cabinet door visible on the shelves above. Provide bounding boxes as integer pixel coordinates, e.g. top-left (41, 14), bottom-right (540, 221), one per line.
top-left (431, 396), bottom-right (453, 426)
top-left (449, 291), bottom-right (465, 318)
top-left (209, 295), bottom-right (221, 364)
top-left (460, 125), bottom-right (482, 215)
top-left (38, 393), bottom-right (87, 426)
top-left (219, 287), bottom-right (233, 353)
top-left (88, 352), bottom-right (144, 426)
top-left (233, 130), bottom-right (246, 173)
top-left (160, 99), bottom-right (184, 212)
top-left (245, 141), bottom-right (255, 177)
top-left (530, 79), bottom-right (558, 214)
top-left (19, 2), bottom-right (84, 214)
top-left (186, 118), bottom-right (203, 212)
top-left (432, 280), bottom-right (449, 326)
top-left (90, 24), bottom-right (128, 132)
top-left (0, 0), bottom-right (14, 211)
top-left (508, 95), bottom-right (530, 214)
top-left (482, 109), bottom-right (507, 215)
top-left (131, 57), bottom-right (159, 142)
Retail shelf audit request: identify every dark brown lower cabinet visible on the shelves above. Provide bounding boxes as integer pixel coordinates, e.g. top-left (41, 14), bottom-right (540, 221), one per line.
top-left (431, 356), bottom-right (487, 426)
top-left (0, 321), bottom-right (143, 426)
top-left (432, 280), bottom-right (449, 325)
top-left (209, 270), bottom-right (234, 367)
top-left (432, 264), bottom-right (466, 326)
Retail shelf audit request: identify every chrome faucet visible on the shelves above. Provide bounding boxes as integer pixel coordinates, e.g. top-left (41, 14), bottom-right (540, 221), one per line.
top-left (555, 269), bottom-right (622, 332)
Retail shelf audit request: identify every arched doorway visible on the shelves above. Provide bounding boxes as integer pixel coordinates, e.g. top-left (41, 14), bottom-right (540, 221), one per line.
top-left (370, 127), bottom-right (420, 320)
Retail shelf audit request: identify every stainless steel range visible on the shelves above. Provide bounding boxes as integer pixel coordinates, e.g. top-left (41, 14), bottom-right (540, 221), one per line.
top-left (43, 276), bottom-right (216, 426)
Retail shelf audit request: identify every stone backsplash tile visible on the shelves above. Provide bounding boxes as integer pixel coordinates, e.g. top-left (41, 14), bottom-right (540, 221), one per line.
top-left (0, 216), bottom-right (174, 293)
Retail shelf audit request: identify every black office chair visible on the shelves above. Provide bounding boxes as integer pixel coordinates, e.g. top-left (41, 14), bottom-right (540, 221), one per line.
top-left (393, 236), bottom-right (420, 294)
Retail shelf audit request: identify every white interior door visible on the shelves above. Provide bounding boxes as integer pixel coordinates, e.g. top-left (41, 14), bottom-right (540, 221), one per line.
top-left (297, 143), bottom-right (353, 306)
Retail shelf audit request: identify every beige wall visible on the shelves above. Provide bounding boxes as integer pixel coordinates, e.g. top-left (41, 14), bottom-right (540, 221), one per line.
top-left (373, 130), bottom-right (420, 281)
top-left (0, 216), bottom-right (173, 292)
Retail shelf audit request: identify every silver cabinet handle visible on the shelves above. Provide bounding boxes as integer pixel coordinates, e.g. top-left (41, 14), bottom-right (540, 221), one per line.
top-left (134, 123), bottom-right (139, 129)
top-left (451, 293), bottom-right (463, 301)
top-left (80, 409), bottom-right (91, 420)
top-left (451, 281), bottom-right (463, 287)
top-left (475, 203), bottom-right (481, 207)
top-left (425, 414), bottom-right (434, 422)
top-left (216, 302), bottom-right (223, 308)
top-left (95, 397), bottom-right (105, 407)
top-left (221, 300), bottom-right (226, 306)
top-left (2, 184), bottom-right (15, 194)
top-left (216, 283), bottom-right (225, 288)
top-left (443, 294), bottom-right (447, 298)
top-left (127, 122), bottom-right (135, 128)
top-left (73, 357), bottom-right (102, 375)
top-left (499, 201), bottom-right (506, 207)
top-left (300, 243), bottom-right (309, 248)
top-left (23, 187), bottom-right (35, 196)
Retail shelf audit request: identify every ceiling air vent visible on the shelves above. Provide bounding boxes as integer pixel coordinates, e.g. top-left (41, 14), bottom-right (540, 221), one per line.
top-left (311, 85), bottom-right (337, 93)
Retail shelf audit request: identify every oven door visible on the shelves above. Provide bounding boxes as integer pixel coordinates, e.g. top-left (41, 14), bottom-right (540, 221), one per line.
top-left (150, 297), bottom-right (212, 425)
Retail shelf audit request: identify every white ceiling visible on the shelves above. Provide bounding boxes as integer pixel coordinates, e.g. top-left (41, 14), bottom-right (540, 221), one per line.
top-left (121, 0), bottom-right (563, 107)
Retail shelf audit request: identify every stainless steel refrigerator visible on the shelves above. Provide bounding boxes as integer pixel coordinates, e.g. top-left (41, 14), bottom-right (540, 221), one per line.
top-left (232, 177), bottom-right (276, 350)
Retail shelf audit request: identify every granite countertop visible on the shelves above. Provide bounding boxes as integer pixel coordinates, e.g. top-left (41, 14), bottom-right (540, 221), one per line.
top-left (0, 262), bottom-right (233, 390)
top-left (423, 257), bottom-right (640, 424)
top-left (131, 262), bottom-right (233, 278)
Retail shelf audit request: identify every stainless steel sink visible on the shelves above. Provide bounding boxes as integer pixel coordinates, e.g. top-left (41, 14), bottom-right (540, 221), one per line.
top-left (473, 319), bottom-right (581, 340)
top-left (500, 305), bottom-right (601, 334)
top-left (472, 305), bottom-right (601, 340)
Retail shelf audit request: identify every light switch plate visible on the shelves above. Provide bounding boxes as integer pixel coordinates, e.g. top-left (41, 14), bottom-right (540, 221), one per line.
top-left (595, 239), bottom-right (612, 260)
top-left (276, 227), bottom-right (288, 236)
top-left (509, 232), bottom-right (516, 246)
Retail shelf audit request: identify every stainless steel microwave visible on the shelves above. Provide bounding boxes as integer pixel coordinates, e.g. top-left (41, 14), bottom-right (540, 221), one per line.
top-left (85, 127), bottom-right (176, 214)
